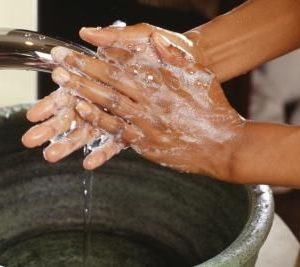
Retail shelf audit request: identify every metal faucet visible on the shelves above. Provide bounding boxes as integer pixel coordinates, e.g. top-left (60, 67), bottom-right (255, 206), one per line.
top-left (0, 28), bottom-right (96, 73)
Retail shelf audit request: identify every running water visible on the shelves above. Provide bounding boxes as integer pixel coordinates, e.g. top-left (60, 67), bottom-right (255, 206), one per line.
top-left (81, 135), bottom-right (111, 267)
top-left (82, 169), bottom-right (94, 267)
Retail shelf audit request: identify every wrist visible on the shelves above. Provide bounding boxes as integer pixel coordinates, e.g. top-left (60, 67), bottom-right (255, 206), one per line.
top-left (192, 117), bottom-right (248, 183)
top-left (214, 122), bottom-right (248, 183)
top-left (224, 121), bottom-right (300, 186)
top-left (185, 0), bottom-right (300, 83)
top-left (184, 17), bottom-right (248, 83)
top-left (220, 120), bottom-right (252, 184)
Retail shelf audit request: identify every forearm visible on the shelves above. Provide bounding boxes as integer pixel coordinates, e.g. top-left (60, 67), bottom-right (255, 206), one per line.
top-left (227, 121), bottom-right (300, 187)
top-left (185, 0), bottom-right (300, 82)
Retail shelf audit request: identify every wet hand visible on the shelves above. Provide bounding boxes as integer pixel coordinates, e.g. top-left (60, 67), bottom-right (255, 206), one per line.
top-left (22, 89), bottom-right (125, 170)
top-left (22, 23), bottom-right (206, 172)
top-left (49, 32), bottom-right (245, 179)
top-left (79, 22), bottom-right (204, 67)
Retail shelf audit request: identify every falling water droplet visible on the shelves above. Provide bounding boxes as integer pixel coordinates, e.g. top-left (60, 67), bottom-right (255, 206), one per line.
top-left (82, 170), bottom-right (94, 267)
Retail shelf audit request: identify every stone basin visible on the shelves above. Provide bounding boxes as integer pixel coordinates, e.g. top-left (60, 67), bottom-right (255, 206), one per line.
top-left (0, 105), bottom-right (274, 266)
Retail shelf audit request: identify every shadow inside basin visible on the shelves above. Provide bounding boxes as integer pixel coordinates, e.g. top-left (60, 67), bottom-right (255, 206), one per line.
top-left (0, 106), bottom-right (249, 266)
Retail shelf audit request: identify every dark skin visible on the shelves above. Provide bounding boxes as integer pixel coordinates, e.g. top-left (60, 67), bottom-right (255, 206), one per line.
top-left (22, 0), bottom-right (300, 187)
top-left (23, 32), bottom-right (243, 179)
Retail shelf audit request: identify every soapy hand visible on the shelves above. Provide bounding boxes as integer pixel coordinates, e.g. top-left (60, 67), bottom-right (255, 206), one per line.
top-left (79, 22), bottom-right (204, 67)
top-left (22, 23), bottom-right (203, 170)
top-left (22, 23), bottom-right (203, 171)
top-left (21, 88), bottom-right (125, 169)
top-left (33, 31), bottom-right (244, 179)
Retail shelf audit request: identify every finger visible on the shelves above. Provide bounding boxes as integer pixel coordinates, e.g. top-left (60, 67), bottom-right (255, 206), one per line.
top-left (97, 46), bottom-right (133, 65)
top-left (80, 23), bottom-right (202, 71)
top-left (83, 141), bottom-right (124, 170)
top-left (26, 88), bottom-right (76, 122)
top-left (22, 109), bottom-right (77, 148)
top-left (52, 67), bottom-right (139, 118)
top-left (80, 25), bottom-right (195, 57)
top-left (151, 32), bottom-right (193, 67)
top-left (43, 124), bottom-right (93, 163)
top-left (79, 24), bottom-right (152, 47)
top-left (75, 100), bottom-right (140, 143)
top-left (51, 47), bottom-right (140, 101)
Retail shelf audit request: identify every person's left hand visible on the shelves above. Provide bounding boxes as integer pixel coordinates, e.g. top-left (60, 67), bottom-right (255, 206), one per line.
top-left (22, 88), bottom-right (127, 169)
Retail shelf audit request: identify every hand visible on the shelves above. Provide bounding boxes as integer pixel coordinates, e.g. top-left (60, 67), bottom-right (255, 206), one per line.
top-left (48, 32), bottom-right (245, 180)
top-left (22, 88), bottom-right (125, 170)
top-left (22, 23), bottom-right (205, 171)
top-left (79, 22), bottom-right (204, 67)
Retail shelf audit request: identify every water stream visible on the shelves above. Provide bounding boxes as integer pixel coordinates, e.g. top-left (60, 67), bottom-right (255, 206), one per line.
top-left (82, 170), bottom-right (94, 267)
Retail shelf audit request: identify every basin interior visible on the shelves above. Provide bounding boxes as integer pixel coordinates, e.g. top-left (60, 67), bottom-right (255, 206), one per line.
top-left (0, 108), bottom-right (249, 266)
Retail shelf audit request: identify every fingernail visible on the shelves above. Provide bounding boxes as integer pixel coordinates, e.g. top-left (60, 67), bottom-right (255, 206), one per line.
top-left (52, 67), bottom-right (70, 85)
top-left (51, 46), bottom-right (72, 64)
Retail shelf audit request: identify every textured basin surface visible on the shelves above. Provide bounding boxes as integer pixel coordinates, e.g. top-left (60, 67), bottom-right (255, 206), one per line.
top-left (0, 105), bottom-right (274, 267)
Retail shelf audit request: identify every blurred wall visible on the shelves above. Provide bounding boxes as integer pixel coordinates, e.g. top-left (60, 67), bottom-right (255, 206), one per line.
top-left (0, 0), bottom-right (37, 107)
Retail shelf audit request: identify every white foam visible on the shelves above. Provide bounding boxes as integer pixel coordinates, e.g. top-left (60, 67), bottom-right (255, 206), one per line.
top-left (111, 20), bottom-right (127, 28)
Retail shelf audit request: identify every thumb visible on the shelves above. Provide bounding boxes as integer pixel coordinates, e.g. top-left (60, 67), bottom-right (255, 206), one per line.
top-left (79, 27), bottom-right (118, 47)
top-left (150, 32), bottom-right (193, 67)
